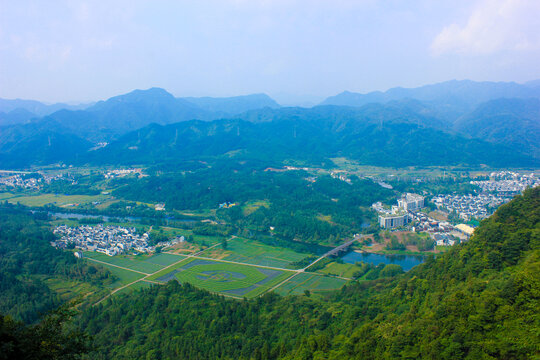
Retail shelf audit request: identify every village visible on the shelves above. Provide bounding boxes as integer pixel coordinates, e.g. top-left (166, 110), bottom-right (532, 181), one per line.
top-left (470, 171), bottom-right (539, 194)
top-left (52, 224), bottom-right (183, 256)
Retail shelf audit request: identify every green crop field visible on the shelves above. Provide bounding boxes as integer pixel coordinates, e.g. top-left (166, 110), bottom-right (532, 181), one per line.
top-left (274, 272), bottom-right (347, 296)
top-left (199, 237), bottom-right (308, 268)
top-left (149, 258), bottom-right (293, 298)
top-left (42, 276), bottom-right (106, 302)
top-left (7, 193), bottom-right (107, 207)
top-left (115, 280), bottom-right (155, 295)
top-left (317, 261), bottom-right (362, 278)
top-left (144, 253), bottom-right (186, 266)
top-left (101, 266), bottom-right (146, 287)
top-left (84, 251), bottom-right (185, 274)
top-left (0, 192), bottom-right (16, 200)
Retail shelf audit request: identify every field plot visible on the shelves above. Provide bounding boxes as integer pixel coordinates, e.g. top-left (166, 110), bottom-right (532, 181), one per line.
top-left (149, 258), bottom-right (293, 298)
top-left (274, 272), bottom-right (347, 296)
top-left (199, 237), bottom-right (309, 268)
top-left (7, 193), bottom-right (107, 207)
top-left (0, 192), bottom-right (16, 200)
top-left (115, 280), bottom-right (155, 295)
top-left (84, 251), bottom-right (185, 274)
top-left (104, 266), bottom-right (146, 287)
top-left (317, 262), bottom-right (362, 278)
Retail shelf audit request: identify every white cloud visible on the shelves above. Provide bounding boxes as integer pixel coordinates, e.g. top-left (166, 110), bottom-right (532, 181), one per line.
top-left (431, 0), bottom-right (540, 56)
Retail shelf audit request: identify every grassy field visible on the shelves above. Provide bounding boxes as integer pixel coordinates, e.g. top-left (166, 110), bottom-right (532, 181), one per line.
top-left (317, 261), bottom-right (363, 278)
top-left (101, 266), bottom-right (146, 287)
top-left (42, 276), bottom-right (107, 303)
top-left (148, 258), bottom-right (293, 298)
top-left (0, 192), bottom-right (17, 200)
top-left (115, 280), bottom-right (155, 295)
top-left (274, 273), bottom-right (347, 296)
top-left (84, 251), bottom-right (185, 274)
top-left (242, 200), bottom-right (270, 216)
top-left (198, 237), bottom-right (308, 268)
top-left (7, 193), bottom-right (108, 207)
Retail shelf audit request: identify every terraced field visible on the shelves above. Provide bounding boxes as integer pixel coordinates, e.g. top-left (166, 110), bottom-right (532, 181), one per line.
top-left (274, 272), bottom-right (347, 295)
top-left (149, 258), bottom-right (293, 298)
top-left (198, 237), bottom-right (308, 268)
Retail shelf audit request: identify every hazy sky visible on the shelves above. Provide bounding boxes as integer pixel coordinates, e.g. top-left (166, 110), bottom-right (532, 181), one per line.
top-left (1, 0), bottom-right (540, 104)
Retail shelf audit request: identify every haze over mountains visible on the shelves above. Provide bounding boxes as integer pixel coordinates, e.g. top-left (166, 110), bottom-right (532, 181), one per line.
top-left (1, 79), bottom-right (539, 169)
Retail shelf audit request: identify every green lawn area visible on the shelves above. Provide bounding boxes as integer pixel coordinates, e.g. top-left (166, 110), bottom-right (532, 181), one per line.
top-left (274, 273), bottom-right (347, 296)
top-left (199, 237), bottom-right (309, 268)
top-left (317, 261), bottom-right (363, 278)
top-left (84, 251), bottom-right (185, 274)
top-left (7, 193), bottom-right (107, 207)
top-left (149, 258), bottom-right (293, 299)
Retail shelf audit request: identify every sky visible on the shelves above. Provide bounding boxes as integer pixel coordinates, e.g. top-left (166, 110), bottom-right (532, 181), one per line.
top-left (1, 0), bottom-right (540, 104)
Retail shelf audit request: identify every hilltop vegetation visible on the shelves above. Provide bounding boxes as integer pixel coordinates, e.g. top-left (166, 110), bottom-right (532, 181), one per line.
top-left (0, 205), bottom-right (114, 323)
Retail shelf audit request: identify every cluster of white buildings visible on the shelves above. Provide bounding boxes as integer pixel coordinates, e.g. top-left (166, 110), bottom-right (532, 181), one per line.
top-left (471, 171), bottom-right (539, 195)
top-left (431, 193), bottom-right (510, 221)
top-left (103, 168), bottom-right (142, 179)
top-left (374, 193), bottom-right (425, 229)
top-left (53, 224), bottom-right (151, 256)
top-left (0, 172), bottom-right (76, 190)
top-left (330, 171), bottom-right (352, 184)
top-left (0, 174), bottom-right (42, 189)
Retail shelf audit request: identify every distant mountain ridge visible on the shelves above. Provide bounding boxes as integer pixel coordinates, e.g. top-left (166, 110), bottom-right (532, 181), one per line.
top-left (321, 80), bottom-right (540, 122)
top-left (80, 107), bottom-right (536, 168)
top-left (0, 98), bottom-right (93, 118)
top-left (454, 98), bottom-right (540, 157)
top-left (0, 82), bottom-right (539, 169)
top-left (182, 93), bottom-right (280, 115)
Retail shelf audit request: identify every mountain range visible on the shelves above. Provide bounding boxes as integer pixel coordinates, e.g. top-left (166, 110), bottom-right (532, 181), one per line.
top-left (0, 80), bottom-right (539, 169)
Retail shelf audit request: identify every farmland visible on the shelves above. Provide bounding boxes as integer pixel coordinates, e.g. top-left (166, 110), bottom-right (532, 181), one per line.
top-left (274, 273), bottom-right (347, 295)
top-left (78, 235), bottom-right (351, 301)
top-left (148, 258), bottom-right (293, 298)
top-left (7, 193), bottom-right (109, 207)
top-left (198, 236), bottom-right (309, 268)
top-left (84, 251), bottom-right (186, 274)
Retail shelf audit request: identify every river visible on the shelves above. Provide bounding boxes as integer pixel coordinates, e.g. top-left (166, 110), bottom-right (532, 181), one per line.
top-left (341, 251), bottom-right (424, 271)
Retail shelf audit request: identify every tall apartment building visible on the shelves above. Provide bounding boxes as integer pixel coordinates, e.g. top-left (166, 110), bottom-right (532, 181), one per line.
top-left (378, 213), bottom-right (410, 228)
top-left (398, 193), bottom-right (425, 211)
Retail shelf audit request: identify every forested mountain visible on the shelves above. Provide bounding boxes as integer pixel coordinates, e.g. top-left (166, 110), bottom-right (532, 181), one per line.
top-left (37, 88), bottom-right (209, 142)
top-left (0, 108), bottom-right (37, 126)
top-left (0, 121), bottom-right (92, 168)
top-left (321, 79), bottom-right (540, 115)
top-left (0, 97), bottom-right (92, 117)
top-left (454, 98), bottom-right (540, 157)
top-left (0, 84), bottom-right (539, 169)
top-left (76, 186), bottom-right (539, 359)
top-left (0, 206), bottom-right (113, 324)
top-left (83, 110), bottom-right (535, 168)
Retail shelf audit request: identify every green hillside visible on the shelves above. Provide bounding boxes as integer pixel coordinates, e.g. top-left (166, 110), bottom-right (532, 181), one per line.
top-left (74, 187), bottom-right (539, 359)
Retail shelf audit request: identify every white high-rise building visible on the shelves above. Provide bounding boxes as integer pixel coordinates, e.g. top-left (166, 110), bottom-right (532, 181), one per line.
top-left (398, 193), bottom-right (424, 211)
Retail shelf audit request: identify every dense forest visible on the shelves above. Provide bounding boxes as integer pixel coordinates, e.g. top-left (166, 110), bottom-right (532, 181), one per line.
top-left (74, 187), bottom-right (539, 359)
top-left (0, 205), bottom-right (114, 323)
top-left (111, 162), bottom-right (394, 244)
